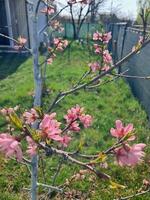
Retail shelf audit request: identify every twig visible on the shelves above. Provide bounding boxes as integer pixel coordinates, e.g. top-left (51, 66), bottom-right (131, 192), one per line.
top-left (113, 73), bottom-right (150, 80)
top-left (73, 69), bottom-right (91, 88)
top-left (50, 146), bottom-right (111, 180)
top-left (114, 188), bottom-right (150, 200)
top-left (39, 155), bottom-right (47, 183)
top-left (86, 70), bottom-right (129, 89)
top-left (52, 158), bottom-right (64, 186)
top-left (0, 33), bottom-right (32, 53)
top-left (37, 182), bottom-right (63, 192)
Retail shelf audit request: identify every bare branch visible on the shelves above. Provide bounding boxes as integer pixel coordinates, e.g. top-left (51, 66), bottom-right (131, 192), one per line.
top-left (114, 188), bottom-right (150, 200)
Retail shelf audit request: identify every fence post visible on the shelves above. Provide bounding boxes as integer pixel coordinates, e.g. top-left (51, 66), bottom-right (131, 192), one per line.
top-left (119, 23), bottom-right (128, 73)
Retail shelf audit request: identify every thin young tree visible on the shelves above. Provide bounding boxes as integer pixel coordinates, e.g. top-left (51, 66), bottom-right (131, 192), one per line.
top-left (138, 0), bottom-right (150, 41)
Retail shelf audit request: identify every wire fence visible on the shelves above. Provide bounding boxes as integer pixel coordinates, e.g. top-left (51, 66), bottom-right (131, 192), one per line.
top-left (107, 23), bottom-right (150, 119)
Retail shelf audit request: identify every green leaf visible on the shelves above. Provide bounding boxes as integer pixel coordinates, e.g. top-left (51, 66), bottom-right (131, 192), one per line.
top-left (9, 112), bottom-right (23, 130)
top-left (90, 152), bottom-right (107, 164)
top-left (109, 180), bottom-right (126, 190)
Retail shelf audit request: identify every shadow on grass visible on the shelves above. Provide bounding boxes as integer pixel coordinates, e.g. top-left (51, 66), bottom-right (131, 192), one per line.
top-left (0, 95), bottom-right (33, 108)
top-left (0, 52), bottom-right (29, 80)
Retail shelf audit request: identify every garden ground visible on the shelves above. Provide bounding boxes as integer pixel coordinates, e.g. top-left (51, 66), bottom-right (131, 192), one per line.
top-left (0, 43), bottom-right (150, 199)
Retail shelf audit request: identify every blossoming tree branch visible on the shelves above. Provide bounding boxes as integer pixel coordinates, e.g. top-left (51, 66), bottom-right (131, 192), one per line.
top-left (0, 0), bottom-right (150, 200)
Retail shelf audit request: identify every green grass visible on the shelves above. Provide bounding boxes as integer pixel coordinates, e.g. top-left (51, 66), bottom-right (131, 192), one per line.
top-left (0, 43), bottom-right (150, 199)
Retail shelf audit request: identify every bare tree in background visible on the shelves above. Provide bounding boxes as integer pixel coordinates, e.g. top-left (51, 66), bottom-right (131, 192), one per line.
top-left (138, 0), bottom-right (150, 41)
top-left (68, 0), bottom-right (104, 39)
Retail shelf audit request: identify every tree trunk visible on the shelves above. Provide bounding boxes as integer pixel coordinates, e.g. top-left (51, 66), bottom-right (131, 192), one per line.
top-left (32, 17), bottom-right (42, 106)
top-left (30, 15), bottom-right (42, 200)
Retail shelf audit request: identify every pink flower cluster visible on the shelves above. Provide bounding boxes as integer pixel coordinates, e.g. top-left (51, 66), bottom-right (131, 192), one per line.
top-left (110, 120), bottom-right (135, 140)
top-left (93, 48), bottom-right (112, 65)
top-left (93, 32), bottom-right (112, 44)
top-left (93, 44), bottom-right (102, 54)
top-left (23, 108), bottom-right (39, 125)
top-left (64, 105), bottom-right (92, 132)
top-left (26, 136), bottom-right (37, 157)
top-left (40, 113), bottom-right (71, 147)
top-left (0, 134), bottom-right (22, 161)
top-left (1, 107), bottom-right (14, 116)
top-left (47, 52), bottom-right (56, 65)
top-left (14, 36), bottom-right (27, 50)
top-left (103, 50), bottom-right (112, 64)
top-left (88, 62), bottom-right (100, 72)
top-left (47, 38), bottom-right (68, 65)
top-left (53, 38), bottom-right (68, 51)
top-left (115, 143), bottom-right (146, 166)
top-left (111, 120), bottom-right (146, 166)
top-left (90, 31), bottom-right (112, 73)
top-left (40, 6), bottom-right (55, 15)
top-left (88, 62), bottom-right (110, 72)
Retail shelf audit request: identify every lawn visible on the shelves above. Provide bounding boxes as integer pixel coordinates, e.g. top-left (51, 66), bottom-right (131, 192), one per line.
top-left (0, 43), bottom-right (150, 200)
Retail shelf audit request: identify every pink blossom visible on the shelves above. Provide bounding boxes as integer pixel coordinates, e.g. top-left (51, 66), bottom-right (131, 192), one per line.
top-left (53, 38), bottom-right (68, 51)
top-left (40, 115), bottom-right (71, 146)
top-left (40, 6), bottom-right (55, 15)
top-left (69, 121), bottom-right (80, 132)
top-left (23, 108), bottom-right (39, 124)
top-left (64, 105), bottom-right (84, 123)
top-left (101, 65), bottom-right (110, 72)
top-left (64, 105), bottom-right (92, 132)
top-left (63, 40), bottom-right (69, 48)
top-left (47, 53), bottom-right (56, 65)
top-left (103, 50), bottom-right (112, 64)
top-left (26, 136), bottom-right (37, 157)
top-left (47, 58), bottom-right (54, 65)
top-left (60, 135), bottom-right (72, 147)
top-left (110, 120), bottom-right (135, 140)
top-left (14, 36), bottom-right (27, 50)
top-left (88, 62), bottom-right (100, 72)
top-left (0, 107), bottom-right (14, 116)
top-left (93, 32), bottom-right (111, 43)
top-left (115, 143), bottom-right (146, 166)
top-left (18, 36), bottom-right (27, 46)
top-left (0, 133), bottom-right (22, 161)
top-left (40, 114), bottom-right (62, 141)
top-left (93, 44), bottom-right (102, 54)
top-left (93, 32), bottom-right (102, 41)
top-left (102, 32), bottom-right (112, 44)
top-left (79, 114), bottom-right (93, 128)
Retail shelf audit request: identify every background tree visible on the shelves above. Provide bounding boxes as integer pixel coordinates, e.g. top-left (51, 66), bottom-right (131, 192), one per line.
top-left (137, 0), bottom-right (150, 41)
top-left (68, 0), bottom-right (105, 39)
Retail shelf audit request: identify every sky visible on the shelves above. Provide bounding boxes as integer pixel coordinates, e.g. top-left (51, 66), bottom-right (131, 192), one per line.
top-left (107, 0), bottom-right (138, 19)
top-left (57, 0), bottom-right (138, 20)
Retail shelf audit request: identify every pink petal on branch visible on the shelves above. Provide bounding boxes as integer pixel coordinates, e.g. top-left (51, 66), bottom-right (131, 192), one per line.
top-left (88, 62), bottom-right (100, 72)
top-left (26, 136), bottom-right (37, 157)
top-left (0, 133), bottom-right (22, 161)
top-left (79, 114), bottom-right (93, 128)
top-left (40, 6), bottom-right (55, 15)
top-left (110, 120), bottom-right (135, 140)
top-left (115, 143), bottom-right (146, 166)
top-left (23, 108), bottom-right (39, 124)
top-left (40, 114), bottom-right (62, 141)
